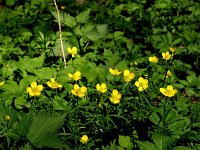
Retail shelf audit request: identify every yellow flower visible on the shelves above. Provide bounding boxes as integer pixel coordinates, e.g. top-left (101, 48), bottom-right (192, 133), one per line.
top-left (71, 84), bottom-right (87, 97)
top-left (80, 135), bottom-right (88, 144)
top-left (0, 81), bottom-right (5, 86)
top-left (47, 78), bottom-right (62, 89)
top-left (169, 47), bottom-right (175, 53)
top-left (109, 68), bottom-right (122, 75)
top-left (96, 83), bottom-right (107, 93)
top-left (160, 85), bottom-right (177, 97)
top-left (162, 51), bottom-right (171, 60)
top-left (109, 89), bottom-right (122, 104)
top-left (149, 56), bottom-right (159, 63)
top-left (4, 115), bottom-right (11, 121)
top-left (67, 47), bottom-right (78, 57)
top-left (166, 70), bottom-right (172, 78)
top-left (68, 71), bottom-right (81, 81)
top-left (135, 77), bottom-right (148, 91)
top-left (123, 70), bottom-right (135, 82)
top-left (27, 82), bottom-right (43, 96)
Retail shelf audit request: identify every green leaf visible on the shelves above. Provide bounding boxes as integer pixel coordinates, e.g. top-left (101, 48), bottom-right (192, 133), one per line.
top-left (6, 0), bottom-right (16, 6)
top-left (96, 24), bottom-right (108, 38)
top-left (167, 32), bottom-right (173, 45)
top-left (14, 97), bottom-right (29, 109)
top-left (19, 143), bottom-right (32, 150)
top-left (149, 112), bottom-right (160, 125)
top-left (63, 13), bottom-right (77, 28)
top-left (179, 80), bottom-right (188, 86)
top-left (172, 38), bottom-right (182, 45)
top-left (186, 74), bottom-right (196, 84)
top-left (171, 146), bottom-right (193, 150)
top-left (76, 9), bottom-right (91, 23)
top-left (34, 67), bottom-right (56, 79)
top-left (135, 140), bottom-right (159, 150)
top-left (152, 133), bottom-right (172, 150)
top-left (27, 112), bottom-right (66, 148)
top-left (13, 113), bottom-right (33, 136)
top-left (119, 135), bottom-right (132, 148)
top-left (86, 30), bottom-right (100, 41)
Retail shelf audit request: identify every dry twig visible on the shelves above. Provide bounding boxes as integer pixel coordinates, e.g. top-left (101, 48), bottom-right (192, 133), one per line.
top-left (54, 0), bottom-right (67, 68)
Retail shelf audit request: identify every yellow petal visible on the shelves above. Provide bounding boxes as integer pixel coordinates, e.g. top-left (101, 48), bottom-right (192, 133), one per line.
top-left (74, 84), bottom-right (79, 90)
top-left (123, 70), bottom-right (130, 76)
top-left (167, 85), bottom-right (173, 90)
top-left (68, 73), bottom-right (73, 78)
top-left (31, 82), bottom-right (37, 88)
top-left (80, 87), bottom-right (87, 93)
top-left (51, 78), bottom-right (55, 82)
top-left (37, 85), bottom-right (43, 91)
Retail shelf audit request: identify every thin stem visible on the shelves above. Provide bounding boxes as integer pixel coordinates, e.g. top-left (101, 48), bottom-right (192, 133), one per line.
top-left (54, 0), bottom-right (67, 68)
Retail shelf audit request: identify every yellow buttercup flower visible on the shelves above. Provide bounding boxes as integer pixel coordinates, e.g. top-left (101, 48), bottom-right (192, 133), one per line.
top-left (67, 47), bottom-right (78, 57)
top-left (71, 84), bottom-right (87, 97)
top-left (0, 81), bottom-right (5, 86)
top-left (4, 115), bottom-right (11, 121)
top-left (169, 47), bottom-right (175, 53)
top-left (47, 78), bottom-right (62, 89)
top-left (149, 56), bottom-right (159, 63)
top-left (109, 68), bottom-right (122, 75)
top-left (109, 89), bottom-right (122, 104)
top-left (68, 71), bottom-right (81, 81)
top-left (166, 70), bottom-right (172, 78)
top-left (80, 135), bottom-right (88, 144)
top-left (135, 77), bottom-right (148, 91)
top-left (162, 51), bottom-right (171, 60)
top-left (160, 85), bottom-right (177, 97)
top-left (123, 70), bottom-right (135, 82)
top-left (27, 82), bottom-right (43, 96)
top-left (96, 83), bottom-right (107, 93)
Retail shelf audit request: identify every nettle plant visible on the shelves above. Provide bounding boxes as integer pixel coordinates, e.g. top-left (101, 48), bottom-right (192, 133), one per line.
top-left (0, 1), bottom-right (200, 150)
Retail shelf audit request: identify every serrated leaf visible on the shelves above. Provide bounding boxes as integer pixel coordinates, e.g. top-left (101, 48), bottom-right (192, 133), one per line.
top-left (96, 24), bottom-right (108, 38)
top-left (86, 31), bottom-right (100, 41)
top-left (63, 13), bottom-right (76, 28)
top-left (81, 24), bottom-right (95, 34)
top-left (76, 9), bottom-right (91, 23)
top-left (27, 112), bottom-right (66, 148)
top-left (34, 67), bottom-right (56, 79)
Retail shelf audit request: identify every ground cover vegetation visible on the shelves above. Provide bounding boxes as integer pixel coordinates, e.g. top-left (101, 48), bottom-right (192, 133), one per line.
top-left (0, 0), bottom-right (200, 149)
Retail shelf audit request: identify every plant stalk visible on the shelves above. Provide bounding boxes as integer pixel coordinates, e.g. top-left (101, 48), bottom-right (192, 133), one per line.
top-left (54, 0), bottom-right (67, 68)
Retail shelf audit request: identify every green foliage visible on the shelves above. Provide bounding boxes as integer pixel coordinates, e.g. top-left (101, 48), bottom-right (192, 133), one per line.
top-left (0, 0), bottom-right (200, 149)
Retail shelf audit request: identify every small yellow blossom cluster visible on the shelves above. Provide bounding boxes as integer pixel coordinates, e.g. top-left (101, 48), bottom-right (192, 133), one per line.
top-left (166, 70), bottom-right (172, 78)
top-left (149, 47), bottom-right (176, 62)
top-left (135, 77), bottom-right (148, 91)
top-left (109, 68), bottom-right (135, 83)
top-left (96, 83), bottom-right (107, 93)
top-left (68, 71), bottom-right (81, 81)
top-left (47, 78), bottom-right (62, 89)
top-left (27, 82), bottom-right (43, 96)
top-left (27, 78), bottom-right (62, 96)
top-left (160, 85), bottom-right (177, 97)
top-left (149, 56), bottom-right (159, 63)
top-left (109, 89), bottom-right (122, 104)
top-left (67, 47), bottom-right (78, 58)
top-left (162, 47), bottom-right (176, 60)
top-left (80, 135), bottom-right (89, 144)
top-left (71, 84), bottom-right (87, 98)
